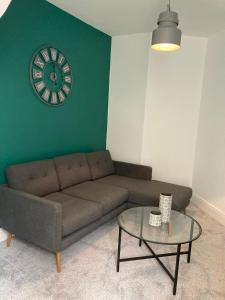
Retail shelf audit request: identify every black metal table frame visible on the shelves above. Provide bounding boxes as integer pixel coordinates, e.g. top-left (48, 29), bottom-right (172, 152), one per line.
top-left (116, 226), bottom-right (193, 296)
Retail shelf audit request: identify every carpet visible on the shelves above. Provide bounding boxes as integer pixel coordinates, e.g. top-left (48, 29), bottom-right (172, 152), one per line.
top-left (0, 203), bottom-right (225, 300)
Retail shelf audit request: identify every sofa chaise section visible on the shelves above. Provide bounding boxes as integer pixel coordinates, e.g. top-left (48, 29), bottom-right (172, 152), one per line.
top-left (97, 174), bottom-right (192, 211)
top-left (86, 156), bottom-right (192, 211)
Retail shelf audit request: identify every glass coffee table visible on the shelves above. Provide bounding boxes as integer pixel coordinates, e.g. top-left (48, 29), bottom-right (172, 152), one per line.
top-left (117, 207), bottom-right (202, 295)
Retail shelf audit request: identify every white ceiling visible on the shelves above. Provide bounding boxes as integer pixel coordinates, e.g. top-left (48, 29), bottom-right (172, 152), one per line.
top-left (47, 0), bottom-right (225, 37)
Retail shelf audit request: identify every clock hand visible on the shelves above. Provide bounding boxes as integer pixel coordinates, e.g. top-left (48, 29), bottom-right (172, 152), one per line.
top-left (53, 62), bottom-right (57, 89)
top-left (51, 62), bottom-right (55, 91)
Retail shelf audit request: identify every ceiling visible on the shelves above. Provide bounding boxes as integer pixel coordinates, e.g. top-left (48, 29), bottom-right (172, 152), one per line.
top-left (47, 0), bottom-right (225, 37)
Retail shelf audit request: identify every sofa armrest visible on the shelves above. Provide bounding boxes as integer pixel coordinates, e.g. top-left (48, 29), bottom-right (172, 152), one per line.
top-left (113, 161), bottom-right (152, 181)
top-left (0, 186), bottom-right (62, 253)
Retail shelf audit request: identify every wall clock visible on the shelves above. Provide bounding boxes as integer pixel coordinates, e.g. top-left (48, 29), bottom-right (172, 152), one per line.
top-left (30, 46), bottom-right (73, 106)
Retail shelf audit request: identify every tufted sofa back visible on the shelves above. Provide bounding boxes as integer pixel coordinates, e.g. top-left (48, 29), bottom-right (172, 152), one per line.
top-left (54, 153), bottom-right (91, 189)
top-left (6, 150), bottom-right (115, 196)
top-left (86, 150), bottom-right (115, 180)
top-left (6, 159), bottom-right (59, 197)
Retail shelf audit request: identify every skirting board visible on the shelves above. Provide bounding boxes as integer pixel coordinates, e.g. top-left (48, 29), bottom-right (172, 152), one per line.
top-left (0, 228), bottom-right (8, 243)
top-left (192, 194), bottom-right (225, 227)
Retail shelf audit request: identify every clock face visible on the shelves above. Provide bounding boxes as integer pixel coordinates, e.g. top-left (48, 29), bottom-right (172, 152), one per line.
top-left (30, 46), bottom-right (73, 106)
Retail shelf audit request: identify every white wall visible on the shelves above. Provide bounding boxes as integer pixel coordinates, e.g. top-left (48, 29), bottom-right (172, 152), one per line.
top-left (107, 34), bottom-right (207, 187)
top-left (142, 36), bottom-right (207, 186)
top-left (107, 33), bottom-right (150, 163)
top-left (193, 30), bottom-right (225, 220)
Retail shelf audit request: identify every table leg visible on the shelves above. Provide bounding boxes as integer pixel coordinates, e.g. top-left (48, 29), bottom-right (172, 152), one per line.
top-left (187, 241), bottom-right (192, 263)
top-left (117, 226), bottom-right (122, 272)
top-left (139, 239), bottom-right (142, 247)
top-left (173, 244), bottom-right (181, 295)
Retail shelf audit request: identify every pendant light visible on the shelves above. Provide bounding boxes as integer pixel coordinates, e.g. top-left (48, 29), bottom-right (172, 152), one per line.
top-left (151, 0), bottom-right (182, 52)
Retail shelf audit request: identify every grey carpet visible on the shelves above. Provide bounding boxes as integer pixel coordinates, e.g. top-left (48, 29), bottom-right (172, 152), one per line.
top-left (0, 203), bottom-right (225, 300)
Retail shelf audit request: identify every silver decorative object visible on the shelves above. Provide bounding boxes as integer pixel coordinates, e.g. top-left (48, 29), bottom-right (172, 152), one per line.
top-left (50, 48), bottom-right (57, 61)
top-left (41, 49), bottom-right (50, 62)
top-left (62, 63), bottom-right (70, 73)
top-left (64, 75), bottom-right (72, 83)
top-left (42, 89), bottom-right (50, 102)
top-left (159, 193), bottom-right (173, 223)
top-left (58, 90), bottom-right (65, 102)
top-left (149, 210), bottom-right (162, 227)
top-left (62, 84), bottom-right (70, 95)
top-left (34, 56), bottom-right (44, 69)
top-left (33, 69), bottom-right (43, 79)
top-left (51, 92), bottom-right (57, 104)
top-left (58, 53), bottom-right (65, 65)
top-left (35, 81), bottom-right (45, 92)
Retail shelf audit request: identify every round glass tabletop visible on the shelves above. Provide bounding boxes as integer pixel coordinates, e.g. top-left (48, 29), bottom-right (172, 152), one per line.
top-left (118, 207), bottom-right (202, 245)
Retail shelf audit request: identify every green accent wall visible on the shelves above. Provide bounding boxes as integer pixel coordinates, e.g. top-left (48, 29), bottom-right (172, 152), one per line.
top-left (0, 0), bottom-right (111, 183)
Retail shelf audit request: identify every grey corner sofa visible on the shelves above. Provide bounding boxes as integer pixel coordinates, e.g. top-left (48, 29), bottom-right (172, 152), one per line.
top-left (0, 150), bottom-right (192, 272)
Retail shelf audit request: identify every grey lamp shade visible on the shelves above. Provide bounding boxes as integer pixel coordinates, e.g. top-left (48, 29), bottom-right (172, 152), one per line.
top-left (151, 9), bottom-right (182, 52)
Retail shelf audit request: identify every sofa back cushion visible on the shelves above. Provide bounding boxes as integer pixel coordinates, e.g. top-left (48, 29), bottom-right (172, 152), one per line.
top-left (54, 153), bottom-right (91, 189)
top-left (6, 159), bottom-right (59, 196)
top-left (87, 150), bottom-right (115, 180)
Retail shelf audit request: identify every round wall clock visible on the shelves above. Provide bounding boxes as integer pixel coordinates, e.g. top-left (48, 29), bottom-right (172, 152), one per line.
top-left (30, 46), bottom-right (73, 106)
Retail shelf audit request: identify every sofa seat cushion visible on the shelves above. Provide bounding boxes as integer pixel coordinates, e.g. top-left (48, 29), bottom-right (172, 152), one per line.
top-left (86, 150), bottom-right (115, 180)
top-left (6, 159), bottom-right (59, 197)
top-left (45, 192), bottom-right (77, 208)
top-left (54, 153), bottom-right (91, 189)
top-left (97, 175), bottom-right (192, 210)
top-left (45, 192), bottom-right (102, 237)
top-left (62, 181), bottom-right (128, 215)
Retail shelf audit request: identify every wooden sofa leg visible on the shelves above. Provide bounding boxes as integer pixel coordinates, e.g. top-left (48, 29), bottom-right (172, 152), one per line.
top-left (56, 251), bottom-right (61, 273)
top-left (181, 208), bottom-right (186, 215)
top-left (6, 232), bottom-right (13, 247)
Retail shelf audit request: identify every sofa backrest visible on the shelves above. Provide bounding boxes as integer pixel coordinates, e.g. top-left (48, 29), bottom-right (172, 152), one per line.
top-left (6, 159), bottom-right (59, 197)
top-left (86, 150), bottom-right (115, 180)
top-left (5, 150), bottom-right (115, 195)
top-left (54, 153), bottom-right (91, 189)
